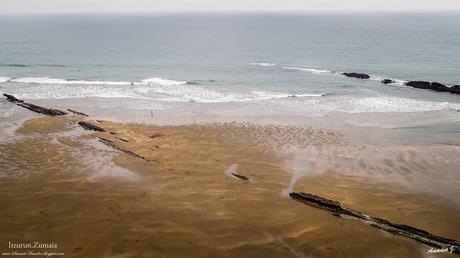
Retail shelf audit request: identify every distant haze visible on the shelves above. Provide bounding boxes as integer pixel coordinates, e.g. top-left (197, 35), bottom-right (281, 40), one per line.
top-left (1, 0), bottom-right (460, 14)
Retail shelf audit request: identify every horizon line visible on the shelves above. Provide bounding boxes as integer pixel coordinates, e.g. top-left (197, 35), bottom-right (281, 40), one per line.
top-left (1, 9), bottom-right (460, 15)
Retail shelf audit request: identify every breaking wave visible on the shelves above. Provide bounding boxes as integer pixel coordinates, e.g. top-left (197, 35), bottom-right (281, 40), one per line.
top-left (0, 77), bottom-right (11, 83)
top-left (4, 76), bottom-right (188, 86)
top-left (251, 62), bottom-right (277, 67)
top-left (252, 91), bottom-right (325, 100)
top-left (282, 66), bottom-right (334, 75)
top-left (281, 66), bottom-right (408, 86)
top-left (1, 75), bottom-right (325, 103)
top-left (141, 77), bottom-right (187, 86)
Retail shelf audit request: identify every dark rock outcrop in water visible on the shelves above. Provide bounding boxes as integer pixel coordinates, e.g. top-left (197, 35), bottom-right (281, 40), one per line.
top-left (338, 73), bottom-right (459, 94)
top-left (381, 79), bottom-right (395, 84)
top-left (78, 121), bottom-right (105, 132)
top-left (430, 82), bottom-right (451, 92)
top-left (342, 72), bottom-right (370, 79)
top-left (405, 81), bottom-right (432, 89)
top-left (404, 81), bottom-right (458, 94)
top-left (451, 85), bottom-right (460, 94)
top-left (290, 192), bottom-right (460, 253)
top-left (4, 94), bottom-right (24, 103)
top-left (3, 94), bottom-right (67, 116)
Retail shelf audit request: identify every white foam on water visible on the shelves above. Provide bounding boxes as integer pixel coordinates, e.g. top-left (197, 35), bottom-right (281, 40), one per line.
top-left (348, 97), bottom-right (455, 113)
top-left (252, 91), bottom-right (324, 100)
top-left (135, 86), bottom-right (323, 103)
top-left (141, 77), bottom-right (187, 86)
top-left (282, 66), bottom-right (334, 75)
top-left (10, 77), bottom-right (134, 85)
top-left (369, 75), bottom-right (408, 86)
top-left (388, 79), bottom-right (408, 86)
top-left (0, 77), bottom-right (11, 83)
top-left (3, 74), bottom-right (458, 120)
top-left (6, 84), bottom-right (148, 100)
top-left (251, 62), bottom-right (277, 67)
top-left (282, 96), bottom-right (460, 114)
top-left (280, 66), bottom-right (411, 87)
top-left (3, 75), bottom-right (326, 103)
top-left (1, 76), bottom-right (188, 100)
top-left (6, 76), bottom-right (190, 86)
top-left (138, 83), bottom-right (251, 103)
top-left (3, 75), bottom-right (458, 125)
top-left (3, 84), bottom-right (324, 103)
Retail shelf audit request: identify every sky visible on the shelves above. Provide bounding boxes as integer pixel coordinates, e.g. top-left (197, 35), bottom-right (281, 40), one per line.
top-left (1, 0), bottom-right (460, 14)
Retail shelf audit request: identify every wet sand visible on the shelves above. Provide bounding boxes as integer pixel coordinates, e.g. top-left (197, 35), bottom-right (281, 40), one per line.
top-left (0, 115), bottom-right (459, 257)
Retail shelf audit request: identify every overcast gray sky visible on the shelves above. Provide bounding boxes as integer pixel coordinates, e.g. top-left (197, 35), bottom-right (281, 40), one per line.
top-left (1, 0), bottom-right (460, 14)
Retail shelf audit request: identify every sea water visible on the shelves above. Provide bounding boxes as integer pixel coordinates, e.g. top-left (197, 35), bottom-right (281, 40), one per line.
top-left (0, 12), bottom-right (459, 143)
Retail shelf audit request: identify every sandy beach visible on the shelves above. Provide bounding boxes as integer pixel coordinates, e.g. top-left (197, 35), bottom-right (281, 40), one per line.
top-left (0, 111), bottom-right (459, 257)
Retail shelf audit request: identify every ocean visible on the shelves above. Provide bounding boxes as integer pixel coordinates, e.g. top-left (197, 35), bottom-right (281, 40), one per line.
top-left (1, 12), bottom-right (459, 143)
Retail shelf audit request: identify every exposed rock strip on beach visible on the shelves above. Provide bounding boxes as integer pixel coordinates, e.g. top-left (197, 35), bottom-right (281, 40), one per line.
top-left (4, 93), bottom-right (68, 115)
top-left (67, 109), bottom-right (89, 117)
top-left (78, 121), bottom-right (105, 132)
top-left (290, 192), bottom-right (460, 254)
top-left (98, 137), bottom-right (154, 162)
